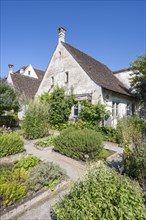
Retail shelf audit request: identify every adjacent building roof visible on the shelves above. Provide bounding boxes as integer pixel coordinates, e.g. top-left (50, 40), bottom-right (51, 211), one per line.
top-left (10, 68), bottom-right (45, 99)
top-left (113, 68), bottom-right (132, 74)
top-left (62, 42), bottom-right (132, 96)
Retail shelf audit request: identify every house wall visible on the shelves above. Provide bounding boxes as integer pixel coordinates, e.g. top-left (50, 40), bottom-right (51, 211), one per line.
top-left (114, 70), bottom-right (133, 89)
top-left (22, 65), bottom-right (38, 78)
top-left (37, 43), bottom-right (102, 100)
top-left (103, 89), bottom-right (135, 127)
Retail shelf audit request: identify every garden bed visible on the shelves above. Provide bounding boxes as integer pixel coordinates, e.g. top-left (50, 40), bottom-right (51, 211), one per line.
top-left (0, 156), bottom-right (67, 215)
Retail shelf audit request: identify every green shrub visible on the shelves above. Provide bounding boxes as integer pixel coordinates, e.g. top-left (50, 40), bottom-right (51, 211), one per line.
top-left (79, 100), bottom-right (109, 126)
top-left (0, 113), bottom-right (19, 127)
top-left (0, 166), bottom-right (28, 207)
top-left (0, 181), bottom-right (27, 207)
top-left (41, 87), bottom-right (74, 128)
top-left (54, 128), bottom-right (103, 161)
top-left (53, 164), bottom-right (146, 220)
top-left (22, 100), bottom-right (49, 139)
top-left (100, 126), bottom-right (118, 143)
top-left (14, 156), bottom-right (40, 170)
top-left (35, 136), bottom-right (56, 147)
top-left (27, 161), bottom-right (66, 193)
top-left (0, 132), bottom-right (24, 157)
top-left (116, 116), bottom-right (146, 145)
top-left (116, 116), bottom-right (146, 193)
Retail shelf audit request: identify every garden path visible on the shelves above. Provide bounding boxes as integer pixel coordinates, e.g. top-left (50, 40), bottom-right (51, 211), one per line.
top-left (13, 140), bottom-right (123, 220)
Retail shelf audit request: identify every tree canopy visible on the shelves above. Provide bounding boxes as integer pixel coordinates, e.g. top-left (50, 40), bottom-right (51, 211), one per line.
top-left (130, 54), bottom-right (146, 105)
top-left (0, 83), bottom-right (19, 115)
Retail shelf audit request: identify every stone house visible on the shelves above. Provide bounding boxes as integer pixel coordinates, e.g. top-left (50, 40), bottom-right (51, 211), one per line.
top-left (6, 27), bottom-right (136, 126)
top-left (36, 27), bottom-right (136, 127)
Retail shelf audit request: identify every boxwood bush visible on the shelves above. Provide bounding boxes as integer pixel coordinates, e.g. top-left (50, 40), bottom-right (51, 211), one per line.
top-left (53, 128), bottom-right (103, 161)
top-left (52, 164), bottom-right (146, 220)
top-left (0, 132), bottom-right (24, 157)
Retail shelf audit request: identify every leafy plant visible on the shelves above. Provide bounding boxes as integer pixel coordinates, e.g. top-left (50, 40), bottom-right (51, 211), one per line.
top-left (0, 181), bottom-right (27, 207)
top-left (14, 156), bottom-right (40, 170)
top-left (79, 100), bottom-right (109, 126)
top-left (117, 116), bottom-right (146, 195)
top-left (0, 132), bottom-right (24, 157)
top-left (41, 86), bottom-right (74, 128)
top-left (53, 164), bottom-right (146, 220)
top-left (27, 161), bottom-right (66, 193)
top-left (35, 136), bottom-right (56, 147)
top-left (54, 128), bottom-right (103, 161)
top-left (22, 99), bottom-right (49, 139)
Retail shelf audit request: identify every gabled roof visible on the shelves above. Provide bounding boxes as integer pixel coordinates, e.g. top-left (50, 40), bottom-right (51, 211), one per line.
top-left (10, 68), bottom-right (45, 99)
top-left (62, 42), bottom-right (132, 96)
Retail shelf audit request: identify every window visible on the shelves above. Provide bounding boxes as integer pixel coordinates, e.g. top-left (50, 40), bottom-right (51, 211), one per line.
top-left (116, 103), bottom-right (119, 116)
top-left (112, 102), bottom-right (115, 117)
top-left (65, 72), bottom-right (69, 83)
top-left (28, 71), bottom-right (31, 75)
top-left (112, 102), bottom-right (119, 118)
top-left (74, 102), bottom-right (79, 116)
top-left (126, 104), bottom-right (131, 116)
top-left (51, 76), bottom-right (54, 86)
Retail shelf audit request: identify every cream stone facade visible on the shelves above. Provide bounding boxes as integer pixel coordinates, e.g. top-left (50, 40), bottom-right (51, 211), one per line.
top-left (36, 27), bottom-right (136, 127)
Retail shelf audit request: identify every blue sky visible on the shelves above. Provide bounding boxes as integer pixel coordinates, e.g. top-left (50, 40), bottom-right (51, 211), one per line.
top-left (0, 0), bottom-right (146, 78)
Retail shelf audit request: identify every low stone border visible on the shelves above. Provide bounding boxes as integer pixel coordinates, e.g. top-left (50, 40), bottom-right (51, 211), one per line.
top-left (0, 181), bottom-right (68, 220)
top-left (0, 151), bottom-right (26, 164)
top-left (106, 152), bottom-right (123, 162)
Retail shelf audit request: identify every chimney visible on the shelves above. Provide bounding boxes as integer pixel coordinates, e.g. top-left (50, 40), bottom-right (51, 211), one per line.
top-left (58, 26), bottom-right (66, 43)
top-left (8, 64), bottom-right (14, 74)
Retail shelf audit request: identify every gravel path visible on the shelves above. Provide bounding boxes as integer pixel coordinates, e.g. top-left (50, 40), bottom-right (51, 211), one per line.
top-left (11, 140), bottom-right (123, 220)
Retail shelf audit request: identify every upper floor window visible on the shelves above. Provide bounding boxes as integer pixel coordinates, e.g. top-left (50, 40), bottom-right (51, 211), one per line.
top-left (51, 76), bottom-right (54, 86)
top-left (28, 71), bottom-right (31, 75)
top-left (65, 72), bottom-right (69, 83)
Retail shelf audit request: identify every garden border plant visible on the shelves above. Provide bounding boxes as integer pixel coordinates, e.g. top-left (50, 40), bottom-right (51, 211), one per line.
top-left (0, 156), bottom-right (66, 209)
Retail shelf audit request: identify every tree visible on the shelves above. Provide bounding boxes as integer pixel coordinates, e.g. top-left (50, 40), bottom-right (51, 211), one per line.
top-left (0, 82), bottom-right (19, 115)
top-left (130, 54), bottom-right (146, 114)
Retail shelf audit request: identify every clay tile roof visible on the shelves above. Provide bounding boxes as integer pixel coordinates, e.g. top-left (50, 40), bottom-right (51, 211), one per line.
top-left (10, 68), bottom-right (45, 99)
top-left (62, 42), bottom-right (132, 96)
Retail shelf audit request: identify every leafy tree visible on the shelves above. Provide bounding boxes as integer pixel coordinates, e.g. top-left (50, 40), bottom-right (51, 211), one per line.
top-left (79, 100), bottom-right (109, 126)
top-left (41, 87), bottom-right (74, 128)
top-left (130, 54), bottom-right (146, 117)
top-left (0, 82), bottom-right (19, 115)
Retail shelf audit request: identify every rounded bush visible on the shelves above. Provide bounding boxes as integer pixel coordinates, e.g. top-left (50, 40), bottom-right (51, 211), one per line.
top-left (0, 132), bottom-right (24, 157)
top-left (54, 128), bottom-right (103, 161)
top-left (53, 164), bottom-right (146, 220)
